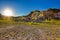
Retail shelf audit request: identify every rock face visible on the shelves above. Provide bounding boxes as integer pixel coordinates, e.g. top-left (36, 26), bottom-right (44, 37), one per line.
top-left (43, 8), bottom-right (60, 20)
top-left (25, 10), bottom-right (44, 22)
top-left (27, 10), bottom-right (40, 18)
top-left (27, 10), bottom-right (40, 20)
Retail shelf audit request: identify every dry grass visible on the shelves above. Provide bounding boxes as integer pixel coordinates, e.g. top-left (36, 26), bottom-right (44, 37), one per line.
top-left (0, 20), bottom-right (60, 40)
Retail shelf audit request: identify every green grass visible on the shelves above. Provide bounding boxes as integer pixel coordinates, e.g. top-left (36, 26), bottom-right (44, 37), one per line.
top-left (0, 19), bottom-right (60, 28)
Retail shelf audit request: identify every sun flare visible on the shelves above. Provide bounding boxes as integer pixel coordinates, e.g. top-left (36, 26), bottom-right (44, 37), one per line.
top-left (2, 8), bottom-right (14, 16)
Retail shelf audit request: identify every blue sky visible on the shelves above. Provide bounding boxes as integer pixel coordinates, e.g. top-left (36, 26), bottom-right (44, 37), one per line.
top-left (0, 0), bottom-right (60, 16)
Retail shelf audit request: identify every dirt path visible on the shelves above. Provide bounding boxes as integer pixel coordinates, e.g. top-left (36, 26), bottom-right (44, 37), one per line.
top-left (0, 25), bottom-right (59, 40)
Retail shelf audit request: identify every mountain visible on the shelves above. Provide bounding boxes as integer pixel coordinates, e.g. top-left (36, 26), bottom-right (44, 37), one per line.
top-left (0, 8), bottom-right (60, 22)
top-left (25, 8), bottom-right (60, 22)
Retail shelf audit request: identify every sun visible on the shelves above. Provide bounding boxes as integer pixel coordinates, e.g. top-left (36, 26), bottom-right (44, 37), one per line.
top-left (2, 8), bottom-right (14, 16)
